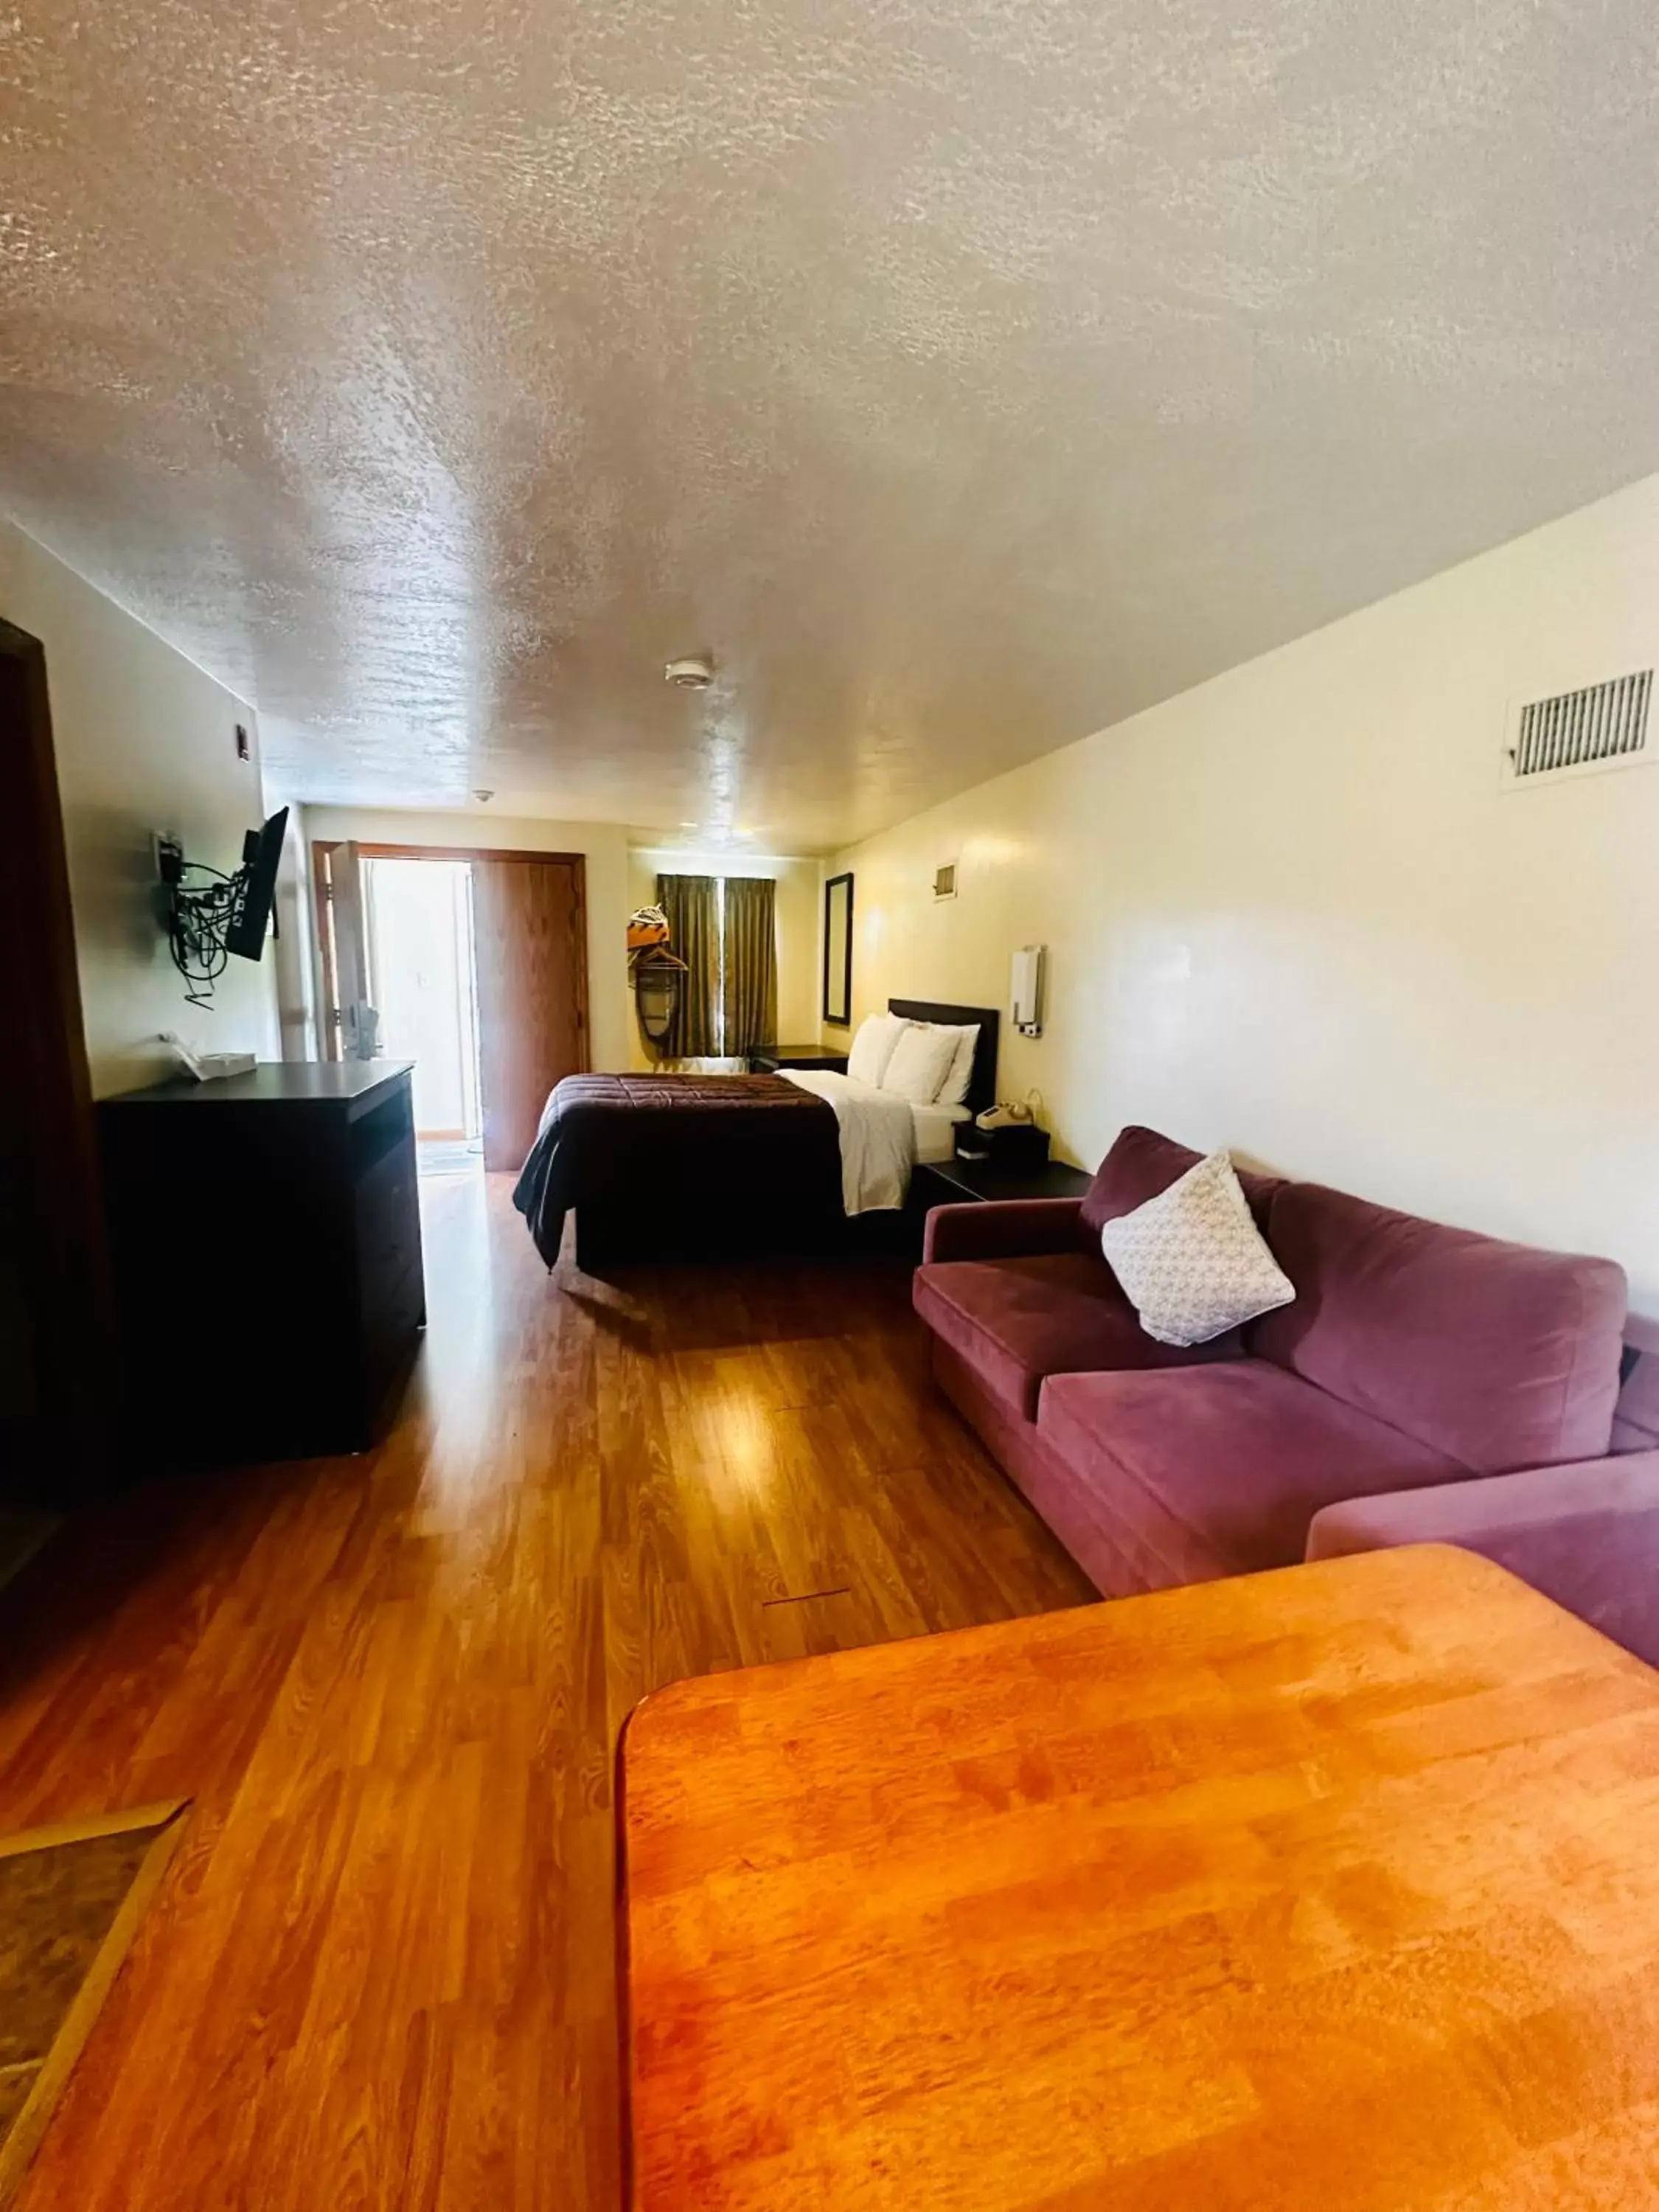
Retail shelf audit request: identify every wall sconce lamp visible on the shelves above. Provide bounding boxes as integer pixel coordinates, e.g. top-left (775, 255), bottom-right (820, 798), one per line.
top-left (1012, 945), bottom-right (1046, 1037)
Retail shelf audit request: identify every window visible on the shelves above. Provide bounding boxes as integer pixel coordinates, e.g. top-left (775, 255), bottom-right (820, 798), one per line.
top-left (655, 874), bottom-right (778, 1057)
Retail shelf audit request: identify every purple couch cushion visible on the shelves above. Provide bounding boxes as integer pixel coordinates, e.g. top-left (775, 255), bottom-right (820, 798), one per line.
top-left (913, 1252), bottom-right (1239, 1423)
top-left (1078, 1124), bottom-right (1281, 1251)
top-left (1306, 1453), bottom-right (1659, 1668)
top-left (1037, 1362), bottom-right (1468, 1584)
top-left (1253, 1183), bottom-right (1627, 1472)
top-left (1612, 1313), bottom-right (1659, 1453)
top-left (1079, 1127), bottom-right (1204, 1240)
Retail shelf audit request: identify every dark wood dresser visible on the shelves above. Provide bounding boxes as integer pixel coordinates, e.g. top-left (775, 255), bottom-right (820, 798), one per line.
top-left (98, 1061), bottom-right (425, 1470)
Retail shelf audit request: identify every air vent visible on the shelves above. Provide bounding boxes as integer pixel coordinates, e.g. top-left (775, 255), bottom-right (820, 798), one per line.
top-left (1503, 669), bottom-right (1652, 788)
top-left (933, 861), bottom-right (958, 901)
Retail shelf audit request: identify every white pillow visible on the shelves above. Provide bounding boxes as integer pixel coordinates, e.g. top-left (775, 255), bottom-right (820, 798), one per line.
top-left (846, 1012), bottom-right (909, 1088)
top-left (880, 1020), bottom-right (960, 1103)
top-left (926, 1023), bottom-right (981, 1108)
top-left (1100, 1151), bottom-right (1295, 1347)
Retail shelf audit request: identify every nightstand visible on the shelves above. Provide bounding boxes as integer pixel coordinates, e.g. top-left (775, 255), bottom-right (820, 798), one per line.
top-left (912, 1154), bottom-right (1093, 1209)
top-left (748, 1046), bottom-right (850, 1074)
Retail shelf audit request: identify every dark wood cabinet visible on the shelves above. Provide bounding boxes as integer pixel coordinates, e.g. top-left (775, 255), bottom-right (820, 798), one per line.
top-left (98, 1061), bottom-right (425, 1470)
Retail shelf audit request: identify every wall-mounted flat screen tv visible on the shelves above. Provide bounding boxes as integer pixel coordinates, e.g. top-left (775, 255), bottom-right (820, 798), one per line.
top-left (225, 807), bottom-right (288, 960)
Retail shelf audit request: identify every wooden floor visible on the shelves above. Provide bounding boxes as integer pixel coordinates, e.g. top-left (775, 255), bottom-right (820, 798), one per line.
top-left (0, 1172), bottom-right (1093, 2211)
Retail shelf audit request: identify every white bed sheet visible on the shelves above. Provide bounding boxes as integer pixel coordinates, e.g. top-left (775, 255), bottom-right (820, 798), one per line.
top-left (779, 1071), bottom-right (973, 1209)
top-left (775, 1070), bottom-right (911, 1212)
top-left (911, 1099), bottom-right (973, 1164)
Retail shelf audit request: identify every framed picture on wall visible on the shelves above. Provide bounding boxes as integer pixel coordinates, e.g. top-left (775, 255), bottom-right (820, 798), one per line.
top-left (822, 872), bottom-right (853, 1026)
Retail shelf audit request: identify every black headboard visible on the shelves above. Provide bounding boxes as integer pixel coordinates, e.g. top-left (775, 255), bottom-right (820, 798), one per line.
top-left (887, 999), bottom-right (1001, 1116)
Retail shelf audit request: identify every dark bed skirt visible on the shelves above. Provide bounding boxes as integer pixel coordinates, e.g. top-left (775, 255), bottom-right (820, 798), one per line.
top-left (569, 1195), bottom-right (925, 1272)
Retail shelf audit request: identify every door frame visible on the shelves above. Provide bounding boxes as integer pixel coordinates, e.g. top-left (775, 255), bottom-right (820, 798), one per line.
top-left (309, 838), bottom-right (591, 1071)
top-left (308, 838), bottom-right (371, 1061)
top-left (0, 618), bottom-right (115, 1500)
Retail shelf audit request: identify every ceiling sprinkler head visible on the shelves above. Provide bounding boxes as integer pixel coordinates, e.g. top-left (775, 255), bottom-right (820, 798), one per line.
top-left (473, 787), bottom-right (494, 802)
top-left (664, 654), bottom-right (714, 689)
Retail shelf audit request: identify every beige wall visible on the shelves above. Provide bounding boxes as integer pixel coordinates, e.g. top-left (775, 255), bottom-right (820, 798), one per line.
top-left (832, 471), bottom-right (1659, 1311)
top-left (1, 520), bottom-right (280, 1095)
top-left (300, 807), bottom-right (633, 1074)
top-left (627, 847), bottom-right (822, 1065)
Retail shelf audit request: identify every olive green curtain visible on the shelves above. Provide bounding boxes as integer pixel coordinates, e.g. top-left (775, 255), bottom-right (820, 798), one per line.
top-left (722, 876), bottom-right (777, 1056)
top-left (657, 874), bottom-right (720, 1057)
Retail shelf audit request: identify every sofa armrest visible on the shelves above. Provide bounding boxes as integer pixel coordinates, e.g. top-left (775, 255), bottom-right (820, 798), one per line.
top-left (1307, 1450), bottom-right (1659, 1668)
top-left (922, 1198), bottom-right (1085, 1265)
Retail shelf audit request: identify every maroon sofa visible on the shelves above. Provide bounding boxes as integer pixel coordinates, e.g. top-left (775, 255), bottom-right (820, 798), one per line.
top-left (914, 1126), bottom-right (1659, 1661)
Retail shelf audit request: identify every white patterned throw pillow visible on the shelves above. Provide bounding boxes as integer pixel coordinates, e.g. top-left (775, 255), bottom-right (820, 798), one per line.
top-left (1100, 1150), bottom-right (1295, 1347)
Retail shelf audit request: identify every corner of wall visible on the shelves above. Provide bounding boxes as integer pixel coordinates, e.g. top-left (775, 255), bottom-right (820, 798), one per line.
top-left (0, 521), bottom-right (282, 1094)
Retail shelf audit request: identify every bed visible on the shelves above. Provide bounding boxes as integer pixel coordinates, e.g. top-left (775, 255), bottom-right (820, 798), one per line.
top-left (512, 998), bottom-right (999, 1268)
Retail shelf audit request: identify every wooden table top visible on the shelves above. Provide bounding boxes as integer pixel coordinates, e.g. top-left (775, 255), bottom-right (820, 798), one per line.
top-left (622, 1545), bottom-right (1659, 2210)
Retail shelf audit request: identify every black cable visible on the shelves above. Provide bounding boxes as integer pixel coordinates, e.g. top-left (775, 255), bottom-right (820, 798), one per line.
top-left (166, 859), bottom-right (244, 1007)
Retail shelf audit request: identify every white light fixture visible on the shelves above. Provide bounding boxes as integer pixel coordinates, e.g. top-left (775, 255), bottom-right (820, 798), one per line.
top-left (1012, 945), bottom-right (1046, 1037)
top-left (665, 654), bottom-right (715, 689)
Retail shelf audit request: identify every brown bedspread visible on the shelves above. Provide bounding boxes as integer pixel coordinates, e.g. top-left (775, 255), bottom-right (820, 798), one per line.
top-left (512, 1072), bottom-right (844, 1266)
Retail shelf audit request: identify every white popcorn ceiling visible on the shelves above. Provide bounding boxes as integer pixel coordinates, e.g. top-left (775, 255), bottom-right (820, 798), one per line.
top-left (3, 0), bottom-right (1658, 848)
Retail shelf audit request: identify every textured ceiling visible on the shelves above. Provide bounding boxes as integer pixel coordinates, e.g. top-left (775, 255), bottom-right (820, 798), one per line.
top-left (4, 1), bottom-right (1659, 850)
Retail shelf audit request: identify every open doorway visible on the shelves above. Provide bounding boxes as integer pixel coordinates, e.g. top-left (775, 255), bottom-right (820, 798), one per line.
top-left (362, 856), bottom-right (484, 1176)
top-left (314, 838), bottom-right (590, 1171)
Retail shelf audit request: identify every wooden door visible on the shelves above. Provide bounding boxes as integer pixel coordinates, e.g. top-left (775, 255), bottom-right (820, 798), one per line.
top-left (310, 839), bottom-right (371, 1060)
top-left (471, 855), bottom-right (588, 1170)
top-left (0, 620), bottom-right (115, 1500)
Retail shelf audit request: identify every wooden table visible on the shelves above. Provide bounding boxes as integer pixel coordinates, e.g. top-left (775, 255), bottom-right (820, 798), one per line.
top-left (622, 1545), bottom-right (1659, 2210)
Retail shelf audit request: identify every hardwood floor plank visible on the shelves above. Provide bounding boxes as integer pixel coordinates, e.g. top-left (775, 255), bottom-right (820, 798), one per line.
top-left (1, 1170), bottom-right (1093, 2210)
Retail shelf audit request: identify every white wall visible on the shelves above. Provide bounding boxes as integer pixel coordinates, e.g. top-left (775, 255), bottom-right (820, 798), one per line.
top-left (0, 521), bottom-right (279, 1094)
top-left (627, 847), bottom-right (822, 1065)
top-left (301, 806), bottom-right (633, 1074)
top-left (832, 471), bottom-right (1659, 1310)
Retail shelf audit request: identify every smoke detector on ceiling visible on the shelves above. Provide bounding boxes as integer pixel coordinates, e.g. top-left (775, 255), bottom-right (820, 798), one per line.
top-left (664, 654), bottom-right (714, 689)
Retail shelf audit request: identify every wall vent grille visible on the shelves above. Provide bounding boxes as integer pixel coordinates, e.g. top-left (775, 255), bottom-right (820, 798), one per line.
top-left (932, 861), bottom-right (958, 901)
top-left (1506, 669), bottom-right (1652, 787)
